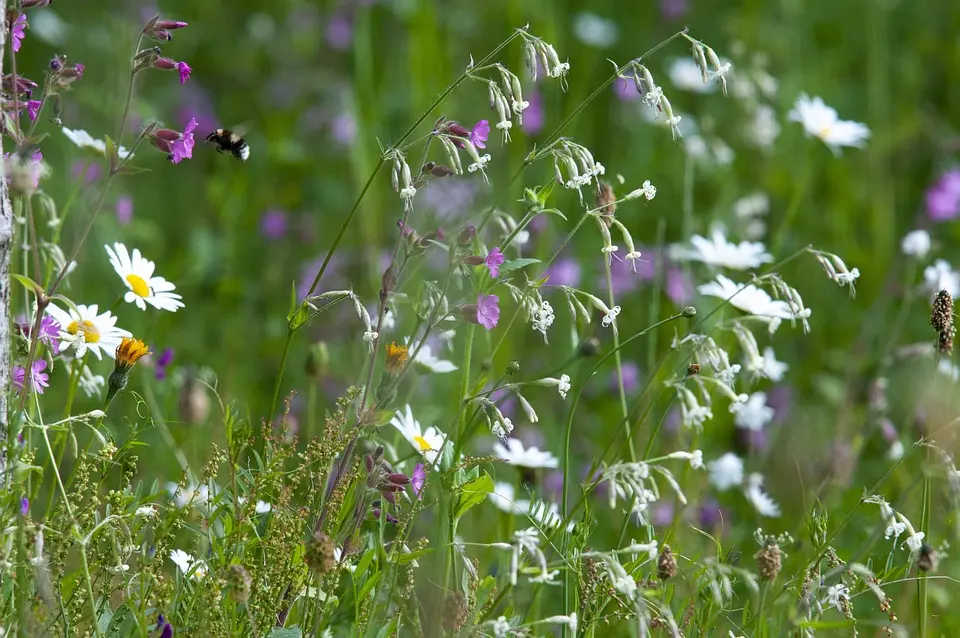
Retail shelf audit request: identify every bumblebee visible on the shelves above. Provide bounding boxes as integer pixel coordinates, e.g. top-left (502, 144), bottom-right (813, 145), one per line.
top-left (205, 128), bottom-right (249, 161)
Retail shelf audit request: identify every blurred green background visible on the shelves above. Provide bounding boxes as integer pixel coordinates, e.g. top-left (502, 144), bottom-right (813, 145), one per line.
top-left (19, 0), bottom-right (960, 532)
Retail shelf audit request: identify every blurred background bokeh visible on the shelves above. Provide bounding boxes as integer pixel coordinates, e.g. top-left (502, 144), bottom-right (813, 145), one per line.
top-left (19, 0), bottom-right (960, 556)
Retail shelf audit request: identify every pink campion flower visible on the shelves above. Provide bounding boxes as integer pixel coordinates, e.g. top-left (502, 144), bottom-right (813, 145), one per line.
top-left (926, 169), bottom-right (960, 221)
top-left (13, 359), bottom-right (49, 394)
top-left (11, 14), bottom-right (27, 53)
top-left (325, 10), bottom-right (352, 51)
top-left (261, 209), bottom-right (289, 239)
top-left (75, 63), bottom-right (85, 79)
top-left (177, 61), bottom-right (192, 84)
top-left (26, 100), bottom-right (41, 121)
top-left (71, 160), bottom-right (102, 184)
top-left (170, 117), bottom-right (198, 163)
top-left (470, 120), bottom-right (490, 149)
top-left (38, 316), bottom-right (60, 349)
top-left (613, 76), bottom-right (641, 102)
top-left (411, 463), bottom-right (426, 500)
top-left (485, 247), bottom-right (505, 278)
top-left (476, 294), bottom-right (500, 330)
top-left (522, 91), bottom-right (544, 135)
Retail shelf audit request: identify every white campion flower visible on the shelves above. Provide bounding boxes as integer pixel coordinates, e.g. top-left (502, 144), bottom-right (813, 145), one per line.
top-left (904, 531), bottom-right (925, 553)
top-left (730, 392), bottom-right (774, 431)
top-left (62, 127), bottom-right (134, 158)
top-left (708, 453), bottom-right (744, 491)
top-left (105, 243), bottom-right (185, 312)
top-left (924, 259), bottom-right (960, 298)
top-left (666, 450), bottom-right (704, 470)
top-left (389, 404), bottom-right (446, 467)
top-left (493, 438), bottom-right (559, 469)
top-left (558, 374), bottom-right (571, 399)
top-left (668, 57), bottom-right (718, 93)
top-left (135, 505), bottom-right (157, 518)
top-left (788, 93), bottom-right (870, 155)
top-left (531, 300), bottom-right (555, 342)
top-left (760, 346), bottom-right (788, 382)
top-left (601, 305), bottom-right (621, 328)
top-left (901, 229), bottom-right (931, 259)
top-left (491, 616), bottom-right (512, 638)
top-left (698, 275), bottom-right (810, 332)
top-left (169, 549), bottom-right (207, 580)
top-left (669, 227), bottom-right (773, 270)
top-left (825, 584), bottom-right (850, 612)
top-left (626, 179), bottom-right (657, 201)
top-left (745, 473), bottom-right (781, 517)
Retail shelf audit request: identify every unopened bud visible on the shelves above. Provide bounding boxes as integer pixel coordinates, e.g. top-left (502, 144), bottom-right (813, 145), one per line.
top-left (681, 306), bottom-right (697, 318)
top-left (458, 225), bottom-right (476, 246)
top-left (506, 361), bottom-right (520, 375)
top-left (49, 56), bottom-right (65, 72)
top-left (578, 337), bottom-right (601, 357)
top-left (306, 342), bottom-right (329, 378)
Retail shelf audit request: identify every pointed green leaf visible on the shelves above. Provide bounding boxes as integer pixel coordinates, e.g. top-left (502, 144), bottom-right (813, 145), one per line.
top-left (114, 164), bottom-right (150, 175)
top-left (455, 471), bottom-right (494, 519)
top-left (11, 274), bottom-right (43, 296)
top-left (498, 258), bottom-right (541, 277)
top-left (266, 629), bottom-right (303, 638)
top-left (104, 135), bottom-right (119, 172)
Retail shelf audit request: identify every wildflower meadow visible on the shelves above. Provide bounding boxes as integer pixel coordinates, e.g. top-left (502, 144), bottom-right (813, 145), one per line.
top-left (3, 0), bottom-right (960, 636)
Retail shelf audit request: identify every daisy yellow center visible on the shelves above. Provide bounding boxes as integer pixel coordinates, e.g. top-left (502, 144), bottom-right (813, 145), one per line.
top-left (414, 435), bottom-right (433, 451)
top-left (67, 319), bottom-right (100, 343)
top-left (817, 124), bottom-right (832, 139)
top-left (126, 274), bottom-right (150, 298)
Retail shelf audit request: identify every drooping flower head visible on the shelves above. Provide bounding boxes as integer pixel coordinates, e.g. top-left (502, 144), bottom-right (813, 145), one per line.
top-left (171, 117), bottom-right (198, 163)
top-left (411, 463), bottom-right (426, 500)
top-left (105, 242), bottom-right (185, 312)
top-left (477, 294), bottom-right (500, 330)
top-left (153, 57), bottom-right (192, 84)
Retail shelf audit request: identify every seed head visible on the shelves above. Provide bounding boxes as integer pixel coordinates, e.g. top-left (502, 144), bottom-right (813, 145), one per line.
top-left (442, 591), bottom-right (470, 632)
top-left (939, 325), bottom-right (955, 356)
top-left (226, 564), bottom-right (252, 603)
top-left (755, 540), bottom-right (782, 581)
top-left (305, 532), bottom-right (337, 575)
top-left (931, 289), bottom-right (954, 333)
top-left (657, 544), bottom-right (677, 580)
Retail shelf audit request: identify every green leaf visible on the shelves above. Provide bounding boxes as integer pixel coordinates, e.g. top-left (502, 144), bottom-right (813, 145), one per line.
top-left (286, 298), bottom-right (310, 331)
top-left (11, 274), bottom-right (43, 296)
top-left (541, 207), bottom-right (568, 220)
top-left (266, 629), bottom-right (303, 638)
top-left (393, 547), bottom-right (432, 565)
top-left (455, 471), bottom-right (494, 519)
top-left (104, 135), bottom-right (119, 172)
top-left (366, 410), bottom-right (397, 428)
top-left (105, 603), bottom-right (137, 637)
top-left (114, 164), bottom-right (150, 175)
top-left (289, 281), bottom-right (298, 317)
top-left (357, 571), bottom-right (382, 602)
top-left (48, 294), bottom-right (82, 316)
top-left (498, 258), bottom-right (541, 277)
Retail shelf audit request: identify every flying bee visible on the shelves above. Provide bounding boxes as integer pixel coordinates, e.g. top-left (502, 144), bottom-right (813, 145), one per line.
top-left (205, 128), bottom-right (249, 161)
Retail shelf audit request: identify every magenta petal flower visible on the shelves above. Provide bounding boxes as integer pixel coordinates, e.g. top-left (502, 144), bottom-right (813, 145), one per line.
top-left (485, 247), bottom-right (505, 278)
top-left (155, 347), bottom-right (174, 380)
top-left (38, 316), bottom-right (61, 349)
top-left (411, 463), bottom-right (426, 500)
top-left (20, 497), bottom-right (29, 516)
top-left (12, 14), bottom-right (26, 53)
top-left (170, 117), bottom-right (198, 164)
top-left (522, 91), bottom-right (544, 135)
top-left (13, 359), bottom-right (49, 394)
top-left (926, 169), bottom-right (960, 221)
top-left (470, 120), bottom-right (490, 149)
top-left (26, 100), bottom-right (41, 122)
top-left (116, 195), bottom-right (133, 224)
top-left (177, 61), bottom-right (192, 84)
top-left (261, 209), bottom-right (289, 239)
top-left (476, 294), bottom-right (500, 330)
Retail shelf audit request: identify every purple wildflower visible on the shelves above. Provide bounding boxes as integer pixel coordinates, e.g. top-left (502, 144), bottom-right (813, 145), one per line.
top-left (13, 359), bottom-right (49, 394)
top-left (26, 100), bottom-right (41, 121)
top-left (660, 0), bottom-right (688, 20)
top-left (613, 76), bottom-right (641, 102)
top-left (651, 502), bottom-right (675, 527)
top-left (261, 209), bottom-right (289, 239)
top-left (71, 160), bottom-right (102, 184)
top-left (926, 169), bottom-right (960, 221)
top-left (411, 464), bottom-right (426, 500)
top-left (476, 294), bottom-right (500, 330)
top-left (326, 10), bottom-right (353, 50)
top-left (170, 117), bottom-right (197, 163)
top-left (665, 267), bottom-right (695, 304)
top-left (177, 61), bottom-right (192, 84)
top-left (543, 258), bottom-right (582, 287)
top-left (610, 361), bottom-right (641, 394)
top-left (11, 14), bottom-right (26, 53)
top-left (330, 112), bottom-right (357, 146)
top-left (470, 120), bottom-right (490, 149)
top-left (155, 348), bottom-right (174, 380)
top-left (38, 316), bottom-right (60, 349)
top-left (485, 247), bottom-right (505, 278)
top-left (522, 91), bottom-right (544, 135)
top-left (20, 497), bottom-right (28, 516)
top-left (604, 250), bottom-right (655, 296)
top-left (116, 195), bottom-right (133, 225)
top-left (75, 64), bottom-right (85, 79)
top-left (697, 497), bottom-right (727, 532)
top-left (156, 613), bottom-right (173, 638)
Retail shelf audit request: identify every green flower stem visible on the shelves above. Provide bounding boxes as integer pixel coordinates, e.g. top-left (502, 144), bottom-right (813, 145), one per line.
top-left (604, 258), bottom-right (636, 463)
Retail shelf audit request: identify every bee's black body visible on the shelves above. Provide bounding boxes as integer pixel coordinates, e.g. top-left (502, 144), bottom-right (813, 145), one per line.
top-left (205, 128), bottom-right (249, 161)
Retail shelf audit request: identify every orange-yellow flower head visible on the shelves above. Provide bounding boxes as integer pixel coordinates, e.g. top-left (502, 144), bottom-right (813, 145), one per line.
top-left (385, 342), bottom-right (408, 374)
top-left (115, 337), bottom-right (151, 372)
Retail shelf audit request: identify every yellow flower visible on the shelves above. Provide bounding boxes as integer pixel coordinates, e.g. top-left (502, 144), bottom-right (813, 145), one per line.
top-left (385, 341), bottom-right (408, 374)
top-left (115, 337), bottom-right (151, 372)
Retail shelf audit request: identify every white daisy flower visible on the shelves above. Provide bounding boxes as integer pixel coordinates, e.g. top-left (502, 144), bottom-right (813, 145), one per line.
top-left (62, 127), bottom-right (134, 159)
top-left (169, 549), bottom-right (206, 580)
top-left (730, 392), bottom-right (774, 431)
top-left (45, 303), bottom-right (131, 360)
top-left (900, 229), bottom-right (931, 259)
top-left (493, 438), bottom-right (559, 469)
top-left (389, 404), bottom-right (446, 467)
top-left (411, 343), bottom-right (457, 373)
top-left (744, 473), bottom-right (781, 517)
top-left (135, 505), bottom-right (157, 518)
top-left (923, 259), bottom-right (960, 298)
top-left (708, 453), bottom-right (744, 491)
top-left (669, 227), bottom-right (773, 270)
top-left (787, 93), bottom-right (870, 155)
top-left (698, 275), bottom-right (809, 330)
top-left (106, 243), bottom-right (184, 312)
